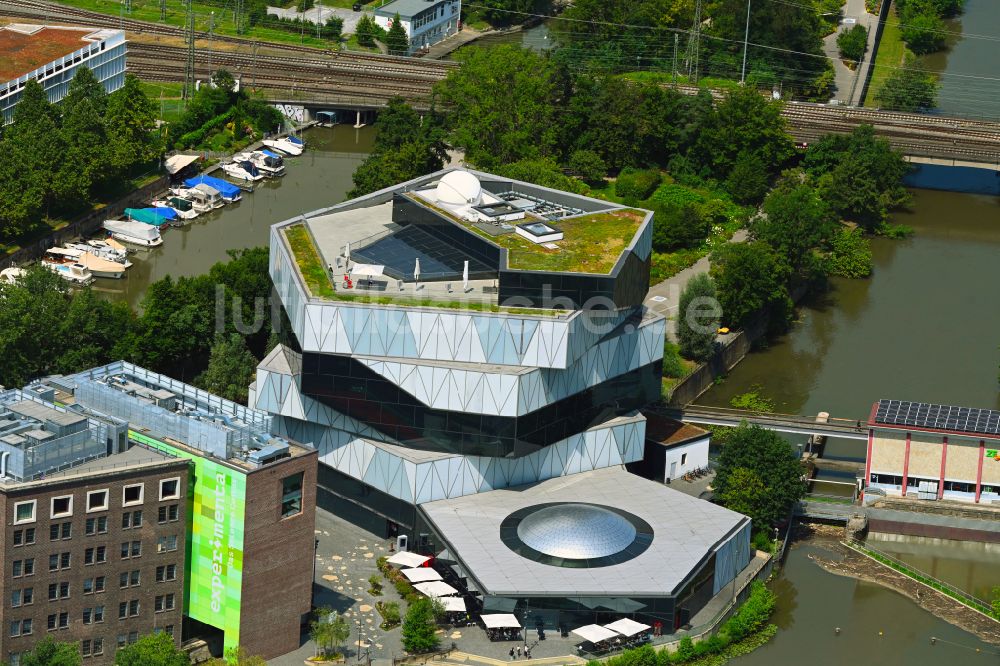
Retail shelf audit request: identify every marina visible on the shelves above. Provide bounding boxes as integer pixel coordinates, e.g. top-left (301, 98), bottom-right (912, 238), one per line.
top-left (3, 125), bottom-right (364, 298)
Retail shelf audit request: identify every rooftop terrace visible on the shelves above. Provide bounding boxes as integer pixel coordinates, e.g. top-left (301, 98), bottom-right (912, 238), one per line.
top-left (278, 169), bottom-right (651, 313)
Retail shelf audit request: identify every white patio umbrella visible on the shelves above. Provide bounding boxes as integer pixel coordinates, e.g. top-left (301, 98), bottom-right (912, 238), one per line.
top-left (414, 257), bottom-right (421, 283)
top-left (462, 260), bottom-right (469, 292)
top-left (401, 567), bottom-right (443, 583)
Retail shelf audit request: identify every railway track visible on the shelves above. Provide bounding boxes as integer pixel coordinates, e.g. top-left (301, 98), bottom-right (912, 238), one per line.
top-left (0, 0), bottom-right (456, 73)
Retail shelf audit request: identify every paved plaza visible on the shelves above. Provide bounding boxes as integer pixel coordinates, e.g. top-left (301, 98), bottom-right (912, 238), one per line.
top-left (266, 508), bottom-right (638, 665)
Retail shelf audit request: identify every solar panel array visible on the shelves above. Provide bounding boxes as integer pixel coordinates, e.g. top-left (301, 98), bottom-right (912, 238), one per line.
top-left (873, 399), bottom-right (1000, 436)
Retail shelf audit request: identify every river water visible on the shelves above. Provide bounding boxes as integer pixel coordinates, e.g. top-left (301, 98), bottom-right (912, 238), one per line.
top-left (700, 189), bottom-right (1000, 659)
top-left (919, 0), bottom-right (1000, 119)
top-left (97, 125), bottom-right (374, 309)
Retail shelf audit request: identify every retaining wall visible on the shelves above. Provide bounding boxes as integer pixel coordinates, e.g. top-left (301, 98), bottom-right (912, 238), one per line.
top-left (2, 175), bottom-right (168, 267)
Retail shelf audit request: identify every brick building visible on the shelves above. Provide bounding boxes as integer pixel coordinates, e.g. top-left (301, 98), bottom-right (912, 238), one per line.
top-left (0, 363), bottom-right (317, 664)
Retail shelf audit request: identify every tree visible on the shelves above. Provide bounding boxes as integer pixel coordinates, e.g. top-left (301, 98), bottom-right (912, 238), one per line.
top-left (753, 179), bottom-right (837, 279)
top-left (56, 96), bottom-right (106, 202)
top-left (677, 273), bottom-right (720, 362)
top-left (567, 149), bottom-right (606, 184)
top-left (105, 74), bottom-right (160, 173)
top-left (716, 467), bottom-right (769, 528)
top-left (196, 333), bottom-right (259, 404)
top-left (713, 423), bottom-right (807, 529)
top-left (114, 632), bottom-right (190, 666)
top-left (385, 13), bottom-right (409, 55)
top-left (725, 151), bottom-right (770, 205)
top-left (21, 636), bottom-right (82, 666)
top-left (62, 66), bottom-right (108, 117)
top-left (435, 45), bottom-right (562, 168)
top-left (690, 85), bottom-right (794, 182)
top-left (348, 98), bottom-right (446, 198)
top-left (804, 125), bottom-right (910, 231)
top-left (900, 1), bottom-right (946, 54)
top-left (0, 79), bottom-right (64, 227)
top-left (493, 158), bottom-right (588, 194)
top-left (874, 56), bottom-right (939, 112)
top-left (836, 24), bottom-right (868, 63)
top-left (355, 13), bottom-right (378, 47)
top-left (401, 597), bottom-right (439, 654)
top-left (652, 203), bottom-right (710, 251)
top-left (212, 69), bottom-right (237, 94)
top-left (710, 242), bottom-right (791, 329)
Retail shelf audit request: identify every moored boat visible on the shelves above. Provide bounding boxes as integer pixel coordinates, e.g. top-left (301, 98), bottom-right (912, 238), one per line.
top-left (66, 242), bottom-right (133, 271)
top-left (0, 267), bottom-right (26, 284)
top-left (169, 187), bottom-right (216, 213)
top-left (184, 176), bottom-right (242, 203)
top-left (153, 196), bottom-right (199, 220)
top-left (103, 219), bottom-right (164, 247)
top-left (234, 149), bottom-right (285, 177)
top-left (262, 137), bottom-right (303, 156)
top-left (41, 248), bottom-right (95, 285)
top-left (221, 159), bottom-right (264, 182)
top-left (58, 245), bottom-right (127, 279)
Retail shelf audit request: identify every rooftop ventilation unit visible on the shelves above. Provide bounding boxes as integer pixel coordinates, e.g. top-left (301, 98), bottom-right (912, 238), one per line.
top-left (247, 439), bottom-right (290, 466)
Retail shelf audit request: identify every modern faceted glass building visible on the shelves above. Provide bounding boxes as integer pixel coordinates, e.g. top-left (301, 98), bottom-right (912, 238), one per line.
top-left (251, 169), bottom-right (751, 630)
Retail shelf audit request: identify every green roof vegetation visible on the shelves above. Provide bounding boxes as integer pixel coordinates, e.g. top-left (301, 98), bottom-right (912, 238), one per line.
top-left (281, 224), bottom-right (559, 315)
top-left (412, 196), bottom-right (646, 274)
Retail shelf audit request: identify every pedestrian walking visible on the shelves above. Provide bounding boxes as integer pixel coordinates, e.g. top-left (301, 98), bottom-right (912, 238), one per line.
top-left (525, 647), bottom-right (531, 659)
top-left (516, 646), bottom-right (521, 658)
top-left (509, 647), bottom-right (515, 660)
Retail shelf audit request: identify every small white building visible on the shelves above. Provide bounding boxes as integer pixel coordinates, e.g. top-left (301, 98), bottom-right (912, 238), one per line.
top-left (373, 0), bottom-right (461, 54)
top-left (641, 415), bottom-right (711, 483)
top-left (0, 24), bottom-right (126, 125)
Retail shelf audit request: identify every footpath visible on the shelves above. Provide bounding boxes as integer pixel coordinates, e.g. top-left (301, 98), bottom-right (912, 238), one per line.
top-left (644, 230), bottom-right (748, 342)
top-left (822, 0), bottom-right (881, 105)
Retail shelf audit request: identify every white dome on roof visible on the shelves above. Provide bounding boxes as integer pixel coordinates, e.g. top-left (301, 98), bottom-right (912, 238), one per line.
top-left (516, 504), bottom-right (637, 560)
top-left (436, 170), bottom-right (482, 205)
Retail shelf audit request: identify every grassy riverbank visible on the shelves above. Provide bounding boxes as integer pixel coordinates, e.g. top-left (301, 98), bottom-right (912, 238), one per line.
top-left (866, 3), bottom-right (906, 107)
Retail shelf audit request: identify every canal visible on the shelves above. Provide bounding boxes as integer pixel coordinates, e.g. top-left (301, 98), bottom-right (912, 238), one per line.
top-left (700, 188), bottom-right (1000, 659)
top-left (98, 125), bottom-right (375, 309)
top-left (735, 540), bottom-right (998, 665)
top-left (920, 0), bottom-right (1000, 119)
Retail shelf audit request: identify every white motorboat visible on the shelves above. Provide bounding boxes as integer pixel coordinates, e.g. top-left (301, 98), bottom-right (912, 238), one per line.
top-left (86, 238), bottom-right (132, 261)
top-left (66, 242), bottom-right (133, 270)
top-left (262, 137), bottom-right (303, 156)
top-left (103, 219), bottom-right (164, 248)
top-left (57, 245), bottom-right (128, 279)
top-left (221, 159), bottom-right (264, 182)
top-left (0, 267), bottom-right (26, 284)
top-left (41, 248), bottom-right (95, 285)
top-left (172, 184), bottom-right (224, 210)
top-left (152, 196), bottom-right (199, 220)
top-left (234, 149), bottom-right (285, 177)
top-left (168, 188), bottom-right (214, 214)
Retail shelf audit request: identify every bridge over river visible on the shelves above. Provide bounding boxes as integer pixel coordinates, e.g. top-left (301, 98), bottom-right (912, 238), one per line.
top-left (658, 405), bottom-right (869, 441)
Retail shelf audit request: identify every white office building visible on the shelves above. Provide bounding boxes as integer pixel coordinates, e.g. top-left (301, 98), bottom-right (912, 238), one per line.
top-left (373, 0), bottom-right (461, 53)
top-left (0, 24), bottom-right (126, 124)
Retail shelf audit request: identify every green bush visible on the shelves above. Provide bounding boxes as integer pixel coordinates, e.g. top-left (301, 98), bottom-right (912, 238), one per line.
top-left (615, 168), bottom-right (662, 202)
top-left (652, 203), bottom-right (711, 252)
top-left (662, 341), bottom-right (686, 379)
top-left (837, 24), bottom-right (869, 63)
top-left (828, 227), bottom-right (873, 278)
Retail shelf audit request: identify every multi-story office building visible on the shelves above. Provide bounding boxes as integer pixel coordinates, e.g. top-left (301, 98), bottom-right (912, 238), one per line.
top-left (254, 168), bottom-right (752, 631)
top-left (0, 24), bottom-right (126, 124)
top-left (373, 0), bottom-right (461, 53)
top-left (0, 364), bottom-right (317, 664)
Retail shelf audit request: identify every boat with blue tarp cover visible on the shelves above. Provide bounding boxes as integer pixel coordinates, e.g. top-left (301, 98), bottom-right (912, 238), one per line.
top-left (124, 208), bottom-right (172, 226)
top-left (184, 175), bottom-right (242, 202)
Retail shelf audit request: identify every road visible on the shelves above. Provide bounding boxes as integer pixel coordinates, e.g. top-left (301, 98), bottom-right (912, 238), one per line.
top-left (821, 0), bottom-right (881, 105)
